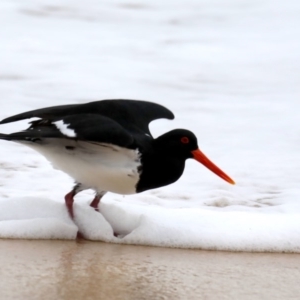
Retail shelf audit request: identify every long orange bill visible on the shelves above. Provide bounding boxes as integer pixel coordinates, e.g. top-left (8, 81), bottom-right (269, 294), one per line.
top-left (192, 149), bottom-right (235, 184)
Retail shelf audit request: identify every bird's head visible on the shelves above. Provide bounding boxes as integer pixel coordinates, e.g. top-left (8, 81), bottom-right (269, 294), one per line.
top-left (155, 129), bottom-right (235, 185)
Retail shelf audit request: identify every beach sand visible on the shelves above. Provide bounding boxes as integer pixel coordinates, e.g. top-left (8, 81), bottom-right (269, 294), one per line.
top-left (0, 239), bottom-right (299, 300)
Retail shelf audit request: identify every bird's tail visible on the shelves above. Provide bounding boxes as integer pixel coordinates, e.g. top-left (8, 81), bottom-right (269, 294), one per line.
top-left (0, 131), bottom-right (44, 143)
top-left (0, 133), bottom-right (10, 141)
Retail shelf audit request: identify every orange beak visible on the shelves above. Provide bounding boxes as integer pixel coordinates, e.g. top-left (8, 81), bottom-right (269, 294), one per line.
top-left (192, 149), bottom-right (235, 184)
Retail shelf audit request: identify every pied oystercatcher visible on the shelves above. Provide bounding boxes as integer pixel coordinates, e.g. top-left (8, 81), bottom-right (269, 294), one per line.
top-left (0, 99), bottom-right (235, 218)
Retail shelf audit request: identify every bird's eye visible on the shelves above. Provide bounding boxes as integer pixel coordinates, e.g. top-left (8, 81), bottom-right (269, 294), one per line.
top-left (181, 137), bottom-right (189, 144)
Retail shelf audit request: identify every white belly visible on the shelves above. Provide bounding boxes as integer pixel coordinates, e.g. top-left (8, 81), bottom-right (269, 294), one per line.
top-left (25, 139), bottom-right (141, 194)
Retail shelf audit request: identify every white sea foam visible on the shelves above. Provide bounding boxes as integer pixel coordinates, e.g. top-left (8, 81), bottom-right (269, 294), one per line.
top-left (0, 0), bottom-right (299, 252)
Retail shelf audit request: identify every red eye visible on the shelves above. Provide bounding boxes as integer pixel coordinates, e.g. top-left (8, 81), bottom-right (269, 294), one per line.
top-left (181, 137), bottom-right (189, 144)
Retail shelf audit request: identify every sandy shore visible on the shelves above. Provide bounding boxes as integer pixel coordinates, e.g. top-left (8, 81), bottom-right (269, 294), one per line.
top-left (0, 239), bottom-right (299, 300)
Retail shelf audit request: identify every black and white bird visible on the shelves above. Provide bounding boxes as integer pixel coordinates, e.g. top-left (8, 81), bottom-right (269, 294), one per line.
top-left (0, 99), bottom-right (235, 218)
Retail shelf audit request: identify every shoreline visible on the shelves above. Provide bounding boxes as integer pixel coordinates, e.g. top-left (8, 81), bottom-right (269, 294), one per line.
top-left (0, 239), bottom-right (299, 299)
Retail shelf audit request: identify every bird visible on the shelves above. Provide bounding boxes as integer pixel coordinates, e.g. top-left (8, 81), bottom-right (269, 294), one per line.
top-left (0, 99), bottom-right (235, 219)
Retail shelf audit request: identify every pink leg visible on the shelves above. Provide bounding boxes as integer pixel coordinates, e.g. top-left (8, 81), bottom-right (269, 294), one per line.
top-left (90, 196), bottom-right (101, 211)
top-left (65, 189), bottom-right (86, 240)
top-left (90, 192), bottom-right (120, 237)
top-left (65, 191), bottom-right (75, 219)
top-left (90, 192), bottom-right (106, 212)
top-left (65, 184), bottom-right (87, 239)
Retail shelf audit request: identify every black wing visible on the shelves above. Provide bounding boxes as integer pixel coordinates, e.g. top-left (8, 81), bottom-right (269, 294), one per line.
top-left (0, 99), bottom-right (175, 135)
top-left (1, 114), bottom-right (134, 148)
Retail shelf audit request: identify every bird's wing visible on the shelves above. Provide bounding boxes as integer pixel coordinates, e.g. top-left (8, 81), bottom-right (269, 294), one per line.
top-left (0, 99), bottom-right (175, 135)
top-left (3, 114), bottom-right (134, 148)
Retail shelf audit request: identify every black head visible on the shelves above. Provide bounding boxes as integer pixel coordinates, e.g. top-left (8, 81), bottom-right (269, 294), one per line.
top-left (154, 129), bottom-right (198, 158)
top-left (155, 129), bottom-right (235, 185)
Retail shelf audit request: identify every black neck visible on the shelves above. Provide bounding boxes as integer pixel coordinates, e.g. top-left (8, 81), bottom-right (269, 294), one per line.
top-left (136, 151), bottom-right (186, 193)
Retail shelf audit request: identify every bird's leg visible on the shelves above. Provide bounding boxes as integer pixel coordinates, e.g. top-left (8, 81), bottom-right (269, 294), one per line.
top-left (90, 191), bottom-right (119, 237)
top-left (64, 183), bottom-right (84, 219)
top-left (90, 191), bottom-right (107, 212)
top-left (65, 191), bottom-right (75, 219)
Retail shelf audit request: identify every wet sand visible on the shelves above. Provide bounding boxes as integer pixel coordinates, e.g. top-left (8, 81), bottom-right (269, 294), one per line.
top-left (0, 240), bottom-right (299, 300)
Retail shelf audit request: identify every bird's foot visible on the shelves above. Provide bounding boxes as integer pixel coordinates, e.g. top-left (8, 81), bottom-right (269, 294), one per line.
top-left (76, 231), bottom-right (85, 240)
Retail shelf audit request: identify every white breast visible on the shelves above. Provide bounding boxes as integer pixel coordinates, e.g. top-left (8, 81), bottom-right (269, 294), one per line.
top-left (24, 139), bottom-right (141, 194)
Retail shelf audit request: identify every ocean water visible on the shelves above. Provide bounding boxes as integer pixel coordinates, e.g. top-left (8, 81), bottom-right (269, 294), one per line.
top-left (0, 0), bottom-right (300, 252)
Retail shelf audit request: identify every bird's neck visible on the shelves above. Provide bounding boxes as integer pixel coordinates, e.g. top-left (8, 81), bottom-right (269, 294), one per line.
top-left (136, 148), bottom-right (186, 193)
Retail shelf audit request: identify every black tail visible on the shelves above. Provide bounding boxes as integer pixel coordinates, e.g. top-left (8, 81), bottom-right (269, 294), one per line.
top-left (0, 127), bottom-right (60, 142)
top-left (0, 132), bottom-right (39, 142)
top-left (0, 133), bottom-right (11, 141)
